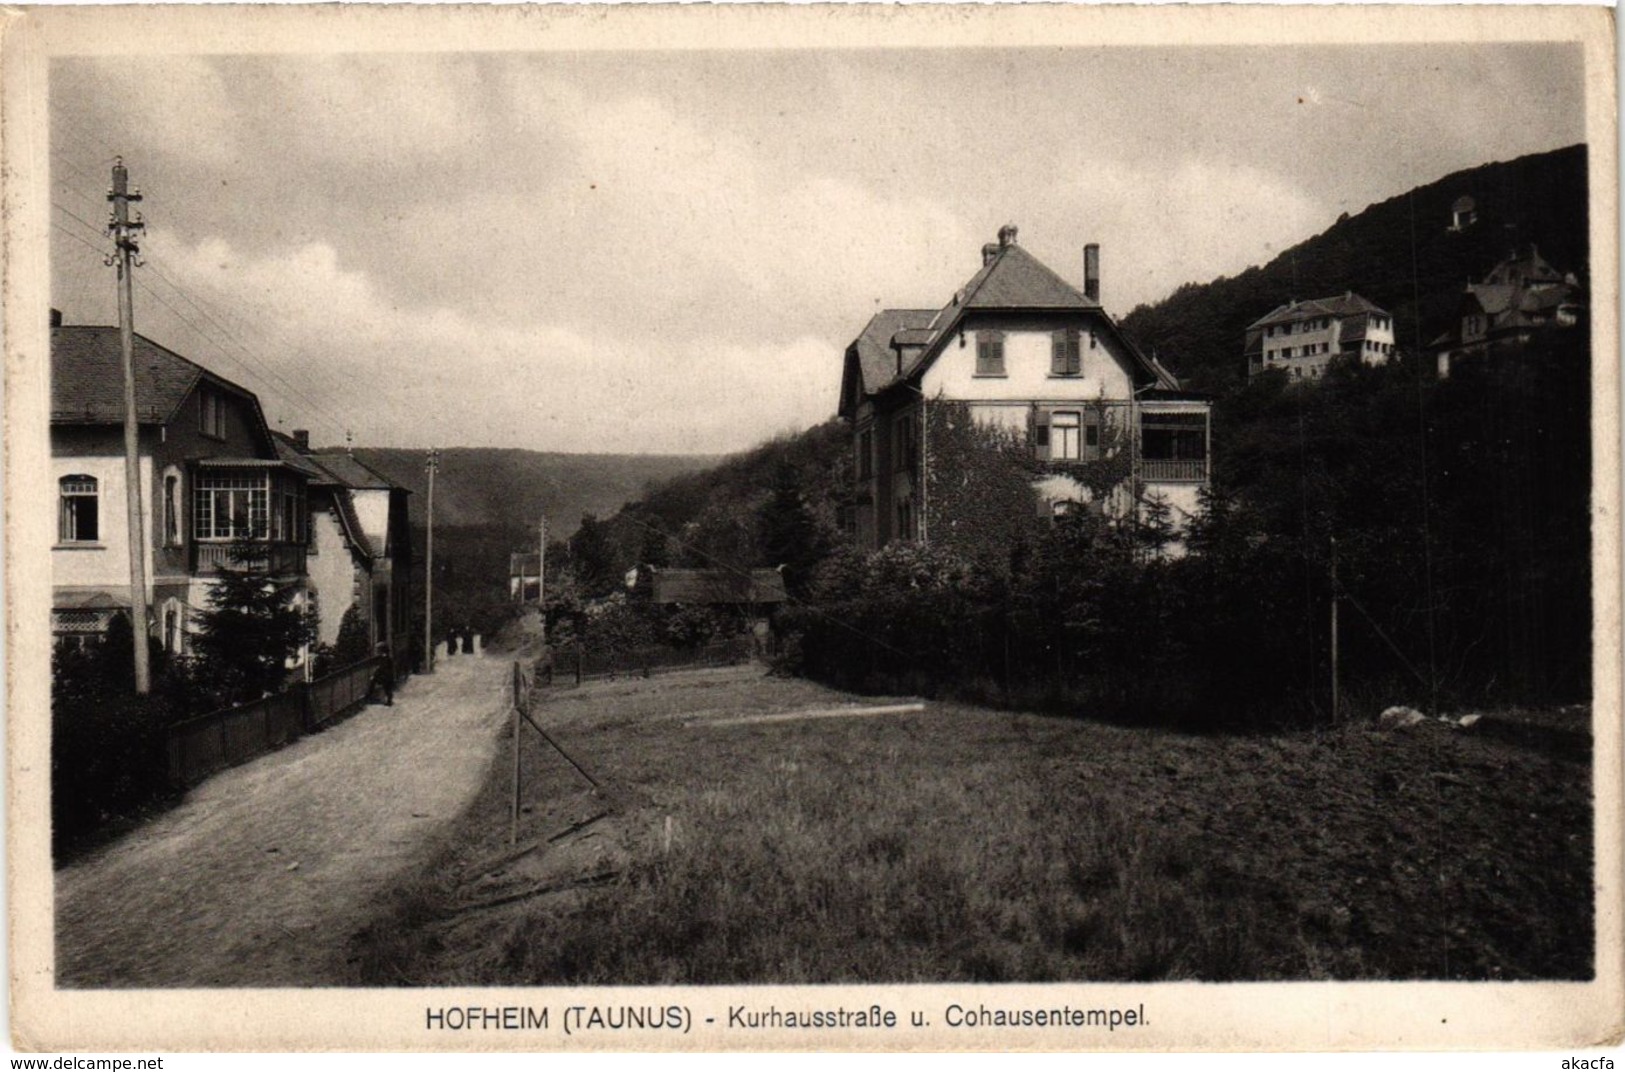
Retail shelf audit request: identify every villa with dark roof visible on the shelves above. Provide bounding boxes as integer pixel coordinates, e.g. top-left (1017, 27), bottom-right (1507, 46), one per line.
top-left (1429, 246), bottom-right (1584, 378)
top-left (51, 314), bottom-right (312, 657)
top-left (838, 225), bottom-right (1211, 551)
top-left (1244, 292), bottom-right (1395, 381)
top-left (274, 432), bottom-right (413, 675)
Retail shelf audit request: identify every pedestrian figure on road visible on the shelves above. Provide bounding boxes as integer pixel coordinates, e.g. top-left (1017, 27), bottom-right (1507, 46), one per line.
top-left (372, 643), bottom-right (394, 706)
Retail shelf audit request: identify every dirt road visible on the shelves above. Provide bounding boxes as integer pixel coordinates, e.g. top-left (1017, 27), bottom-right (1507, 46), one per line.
top-left (54, 654), bottom-right (512, 987)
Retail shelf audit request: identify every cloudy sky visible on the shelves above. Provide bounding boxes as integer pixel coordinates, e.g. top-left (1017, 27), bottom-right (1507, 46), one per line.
top-left (49, 43), bottom-right (1584, 454)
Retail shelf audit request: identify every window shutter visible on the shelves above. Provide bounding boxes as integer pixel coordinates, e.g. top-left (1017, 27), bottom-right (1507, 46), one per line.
top-left (1051, 331), bottom-right (1065, 375)
top-left (1033, 407), bottom-right (1051, 461)
top-left (1068, 330), bottom-right (1082, 373)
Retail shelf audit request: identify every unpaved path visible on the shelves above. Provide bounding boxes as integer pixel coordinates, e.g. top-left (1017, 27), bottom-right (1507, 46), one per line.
top-left (55, 654), bottom-right (511, 987)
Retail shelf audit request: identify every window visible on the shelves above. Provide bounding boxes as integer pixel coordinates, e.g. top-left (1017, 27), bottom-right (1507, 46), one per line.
top-left (162, 599), bottom-right (184, 654)
top-left (163, 469), bottom-right (182, 547)
top-left (975, 331), bottom-right (1005, 376)
top-left (1043, 410), bottom-right (1101, 463)
top-left (896, 498), bottom-right (914, 541)
top-left (58, 475), bottom-right (99, 542)
top-left (894, 413), bottom-right (918, 473)
top-left (857, 428), bottom-right (874, 481)
top-left (1051, 329), bottom-right (1081, 376)
top-left (194, 472), bottom-right (269, 540)
top-left (199, 388), bottom-right (227, 438)
top-left (1052, 411), bottom-right (1081, 460)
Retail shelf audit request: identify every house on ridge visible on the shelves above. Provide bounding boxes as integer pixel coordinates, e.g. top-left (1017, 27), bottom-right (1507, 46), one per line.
top-left (1245, 292), bottom-right (1395, 382)
top-left (838, 224), bottom-right (1211, 552)
top-left (1429, 245), bottom-right (1584, 378)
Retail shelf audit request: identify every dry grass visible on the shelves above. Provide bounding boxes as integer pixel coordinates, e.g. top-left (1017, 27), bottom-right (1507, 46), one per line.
top-left (351, 666), bottom-right (1592, 985)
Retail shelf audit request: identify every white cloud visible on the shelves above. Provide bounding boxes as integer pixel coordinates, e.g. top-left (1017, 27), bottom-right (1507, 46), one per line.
top-left (140, 227), bottom-right (838, 454)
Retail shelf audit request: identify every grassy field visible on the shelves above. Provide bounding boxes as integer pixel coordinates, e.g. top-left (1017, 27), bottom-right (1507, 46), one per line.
top-left (350, 664), bottom-right (1592, 984)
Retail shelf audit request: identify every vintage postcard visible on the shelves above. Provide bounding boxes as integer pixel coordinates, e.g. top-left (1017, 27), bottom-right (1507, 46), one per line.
top-left (3, 2), bottom-right (1619, 1056)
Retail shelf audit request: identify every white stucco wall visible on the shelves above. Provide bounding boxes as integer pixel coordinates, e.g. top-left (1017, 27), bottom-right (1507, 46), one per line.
top-left (351, 488), bottom-right (391, 555)
top-left (52, 454), bottom-right (153, 596)
top-left (921, 323), bottom-right (1134, 403)
top-left (306, 504), bottom-right (358, 648)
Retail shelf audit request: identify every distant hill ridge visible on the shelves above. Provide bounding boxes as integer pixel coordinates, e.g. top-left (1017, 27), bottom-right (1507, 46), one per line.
top-left (348, 448), bottom-right (719, 537)
top-left (1120, 143), bottom-right (1588, 394)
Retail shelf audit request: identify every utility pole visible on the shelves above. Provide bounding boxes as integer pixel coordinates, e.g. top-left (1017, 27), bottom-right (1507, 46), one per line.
top-left (107, 158), bottom-right (150, 694)
top-left (423, 448), bottom-right (439, 673)
top-left (537, 515), bottom-right (547, 632)
top-left (1330, 535), bottom-right (1340, 722)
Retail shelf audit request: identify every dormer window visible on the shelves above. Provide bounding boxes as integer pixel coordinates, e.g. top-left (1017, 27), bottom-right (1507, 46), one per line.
top-left (975, 331), bottom-right (1005, 376)
top-left (200, 388), bottom-right (226, 439)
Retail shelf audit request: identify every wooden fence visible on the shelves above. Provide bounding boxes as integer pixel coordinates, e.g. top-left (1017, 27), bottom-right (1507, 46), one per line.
top-left (544, 635), bottom-right (757, 685)
top-left (166, 656), bottom-right (385, 789)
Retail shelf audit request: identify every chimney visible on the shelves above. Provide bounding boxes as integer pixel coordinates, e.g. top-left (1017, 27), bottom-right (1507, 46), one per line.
top-left (292, 429), bottom-right (310, 451)
top-left (997, 223), bottom-right (1019, 248)
top-left (50, 308), bottom-right (62, 328)
top-left (981, 242), bottom-right (1000, 267)
top-left (1084, 244), bottom-right (1100, 303)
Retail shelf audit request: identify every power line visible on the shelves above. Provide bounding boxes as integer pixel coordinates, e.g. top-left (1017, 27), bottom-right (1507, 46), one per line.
top-left (53, 199), bottom-right (352, 438)
top-left (132, 272), bottom-right (350, 441)
top-left (137, 257), bottom-right (355, 438)
top-left (51, 162), bottom-right (394, 436)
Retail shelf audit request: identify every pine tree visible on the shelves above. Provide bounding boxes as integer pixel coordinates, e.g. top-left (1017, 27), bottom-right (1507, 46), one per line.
top-left (190, 538), bottom-right (315, 705)
top-left (757, 461), bottom-right (826, 598)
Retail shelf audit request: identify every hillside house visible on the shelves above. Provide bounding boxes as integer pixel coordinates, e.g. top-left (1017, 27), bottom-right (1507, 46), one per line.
top-left (1450, 195), bottom-right (1478, 232)
top-left (838, 225), bottom-right (1211, 550)
top-left (51, 315), bottom-right (311, 664)
top-left (1429, 246), bottom-right (1583, 377)
top-left (274, 432), bottom-right (414, 676)
top-left (1245, 292), bottom-right (1396, 381)
top-left (510, 552), bottom-right (542, 603)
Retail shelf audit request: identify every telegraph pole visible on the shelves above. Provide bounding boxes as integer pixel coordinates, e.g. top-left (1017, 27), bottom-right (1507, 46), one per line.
top-left (108, 158), bottom-right (150, 694)
top-left (424, 448), bottom-right (440, 673)
top-left (537, 515), bottom-right (547, 627)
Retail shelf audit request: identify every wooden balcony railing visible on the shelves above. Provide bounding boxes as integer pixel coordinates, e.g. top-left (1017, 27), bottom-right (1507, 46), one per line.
top-left (1140, 459), bottom-right (1209, 483)
top-left (191, 541), bottom-right (307, 577)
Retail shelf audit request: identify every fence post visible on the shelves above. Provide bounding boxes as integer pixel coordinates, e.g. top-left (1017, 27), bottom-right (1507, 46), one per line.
top-left (511, 660), bottom-right (523, 846)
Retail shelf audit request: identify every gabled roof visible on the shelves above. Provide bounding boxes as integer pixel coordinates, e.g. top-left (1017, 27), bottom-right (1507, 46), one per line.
top-left (1464, 284), bottom-right (1517, 317)
top-left (849, 308), bottom-right (937, 395)
top-left (949, 241), bottom-right (1100, 316)
top-left (271, 432), bottom-right (391, 560)
top-left (510, 552), bottom-right (541, 576)
top-left (648, 568), bottom-right (787, 605)
top-left (1484, 245), bottom-right (1566, 288)
top-left (306, 451), bottom-right (396, 490)
top-left (844, 229), bottom-right (1176, 405)
top-left (51, 326), bottom-right (275, 453)
top-left (1248, 292), bottom-right (1388, 330)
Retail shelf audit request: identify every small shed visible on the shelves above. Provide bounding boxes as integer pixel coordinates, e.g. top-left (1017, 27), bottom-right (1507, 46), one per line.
top-left (509, 552), bottom-right (541, 603)
top-left (645, 568), bottom-right (788, 607)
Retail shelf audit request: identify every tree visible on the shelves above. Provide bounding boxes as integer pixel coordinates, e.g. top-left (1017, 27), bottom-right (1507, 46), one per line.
top-left (190, 539), bottom-right (315, 705)
top-left (757, 461), bottom-right (828, 598)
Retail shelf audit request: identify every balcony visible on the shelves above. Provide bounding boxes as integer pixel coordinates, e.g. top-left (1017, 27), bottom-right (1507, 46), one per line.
top-left (1140, 458), bottom-right (1209, 483)
top-left (191, 541), bottom-right (307, 578)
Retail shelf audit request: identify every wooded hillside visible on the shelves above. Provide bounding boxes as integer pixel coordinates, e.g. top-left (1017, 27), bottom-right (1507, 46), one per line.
top-left (1121, 144), bottom-right (1588, 393)
top-left (353, 448), bottom-right (717, 536)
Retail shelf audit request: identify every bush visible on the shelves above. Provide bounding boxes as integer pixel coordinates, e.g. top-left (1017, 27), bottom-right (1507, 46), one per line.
top-left (51, 620), bottom-right (181, 854)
